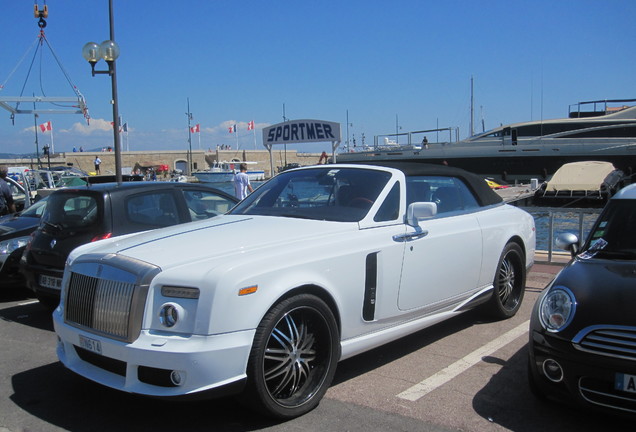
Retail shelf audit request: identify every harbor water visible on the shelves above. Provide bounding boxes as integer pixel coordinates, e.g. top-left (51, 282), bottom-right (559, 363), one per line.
top-left (209, 181), bottom-right (599, 252)
top-left (522, 206), bottom-right (601, 251)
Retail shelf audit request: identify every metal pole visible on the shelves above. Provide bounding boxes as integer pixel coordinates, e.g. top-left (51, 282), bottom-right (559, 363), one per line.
top-left (548, 212), bottom-right (554, 262)
top-left (346, 109), bottom-right (349, 152)
top-left (108, 0), bottom-right (122, 184)
top-left (32, 109), bottom-right (42, 168)
top-left (186, 98), bottom-right (192, 175)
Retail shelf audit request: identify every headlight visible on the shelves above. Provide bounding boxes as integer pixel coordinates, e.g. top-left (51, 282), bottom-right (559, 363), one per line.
top-left (0, 236), bottom-right (30, 255)
top-left (539, 287), bottom-right (576, 332)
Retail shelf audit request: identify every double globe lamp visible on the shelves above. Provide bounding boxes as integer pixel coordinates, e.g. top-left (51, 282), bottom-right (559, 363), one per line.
top-left (81, 40), bottom-right (120, 75)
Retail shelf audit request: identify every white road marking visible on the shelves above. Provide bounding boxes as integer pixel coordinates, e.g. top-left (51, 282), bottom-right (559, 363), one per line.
top-left (18, 300), bottom-right (39, 306)
top-left (397, 320), bottom-right (530, 401)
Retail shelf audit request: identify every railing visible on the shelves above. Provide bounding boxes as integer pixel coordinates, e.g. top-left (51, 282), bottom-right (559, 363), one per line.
top-left (521, 206), bottom-right (602, 263)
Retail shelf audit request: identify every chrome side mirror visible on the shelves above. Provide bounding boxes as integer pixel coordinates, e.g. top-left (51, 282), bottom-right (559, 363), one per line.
top-left (556, 232), bottom-right (579, 256)
top-left (406, 202), bottom-right (437, 227)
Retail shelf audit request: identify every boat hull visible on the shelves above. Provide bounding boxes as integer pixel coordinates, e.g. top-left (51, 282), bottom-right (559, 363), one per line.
top-left (193, 170), bottom-right (265, 183)
top-left (338, 137), bottom-right (636, 182)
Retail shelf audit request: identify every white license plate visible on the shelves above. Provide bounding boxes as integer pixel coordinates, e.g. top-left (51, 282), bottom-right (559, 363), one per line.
top-left (39, 274), bottom-right (62, 290)
top-left (79, 335), bottom-right (102, 355)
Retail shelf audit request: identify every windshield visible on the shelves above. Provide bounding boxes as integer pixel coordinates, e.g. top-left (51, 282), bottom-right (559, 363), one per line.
top-left (230, 167), bottom-right (392, 222)
top-left (581, 199), bottom-right (636, 259)
top-left (21, 197), bottom-right (49, 218)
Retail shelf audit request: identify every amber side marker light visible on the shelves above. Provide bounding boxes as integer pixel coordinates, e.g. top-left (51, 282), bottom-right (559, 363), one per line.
top-left (238, 285), bottom-right (258, 296)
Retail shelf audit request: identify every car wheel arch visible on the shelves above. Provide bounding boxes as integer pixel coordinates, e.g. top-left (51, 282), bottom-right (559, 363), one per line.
top-left (506, 235), bottom-right (527, 262)
top-left (270, 284), bottom-right (342, 336)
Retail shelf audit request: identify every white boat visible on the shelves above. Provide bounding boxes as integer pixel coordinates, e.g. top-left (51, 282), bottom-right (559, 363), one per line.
top-left (193, 161), bottom-right (265, 183)
top-left (533, 161), bottom-right (624, 205)
top-left (338, 99), bottom-right (636, 182)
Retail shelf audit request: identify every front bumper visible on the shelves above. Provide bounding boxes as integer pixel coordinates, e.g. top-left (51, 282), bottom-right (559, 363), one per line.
top-left (0, 249), bottom-right (26, 288)
top-left (530, 329), bottom-right (636, 415)
top-left (53, 308), bottom-right (254, 398)
top-left (22, 262), bottom-right (64, 297)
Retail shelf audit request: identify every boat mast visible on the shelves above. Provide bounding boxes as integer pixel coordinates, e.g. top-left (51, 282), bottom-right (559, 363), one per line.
top-left (470, 76), bottom-right (474, 137)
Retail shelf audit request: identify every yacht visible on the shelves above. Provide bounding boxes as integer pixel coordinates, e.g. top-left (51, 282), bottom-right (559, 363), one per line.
top-left (338, 99), bottom-right (636, 182)
top-left (193, 160), bottom-right (265, 183)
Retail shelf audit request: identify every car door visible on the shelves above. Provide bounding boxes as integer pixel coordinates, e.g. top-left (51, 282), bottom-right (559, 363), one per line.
top-left (397, 176), bottom-right (483, 311)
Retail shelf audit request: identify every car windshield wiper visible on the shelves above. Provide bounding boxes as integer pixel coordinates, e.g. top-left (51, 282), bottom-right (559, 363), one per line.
top-left (43, 221), bottom-right (64, 231)
top-left (279, 213), bottom-right (316, 220)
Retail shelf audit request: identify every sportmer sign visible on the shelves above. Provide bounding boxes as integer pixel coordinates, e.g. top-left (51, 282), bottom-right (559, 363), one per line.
top-left (262, 119), bottom-right (341, 175)
top-left (263, 120), bottom-right (340, 145)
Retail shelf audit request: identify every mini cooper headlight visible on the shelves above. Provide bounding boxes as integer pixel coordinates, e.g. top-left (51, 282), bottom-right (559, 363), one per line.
top-left (539, 287), bottom-right (576, 332)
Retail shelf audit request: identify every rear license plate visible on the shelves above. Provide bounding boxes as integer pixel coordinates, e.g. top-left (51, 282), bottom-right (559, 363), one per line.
top-left (39, 274), bottom-right (62, 290)
top-left (79, 335), bottom-right (102, 355)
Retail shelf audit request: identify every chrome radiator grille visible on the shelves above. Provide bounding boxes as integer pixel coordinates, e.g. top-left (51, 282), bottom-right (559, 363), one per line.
top-left (65, 272), bottom-right (137, 341)
top-left (575, 327), bottom-right (636, 361)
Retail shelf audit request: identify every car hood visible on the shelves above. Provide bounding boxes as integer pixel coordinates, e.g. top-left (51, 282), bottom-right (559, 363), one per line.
top-left (0, 216), bottom-right (40, 239)
top-left (553, 257), bottom-right (636, 328)
top-left (71, 215), bottom-right (358, 270)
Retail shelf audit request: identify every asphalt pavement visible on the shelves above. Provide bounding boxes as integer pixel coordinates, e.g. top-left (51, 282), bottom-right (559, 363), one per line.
top-left (0, 257), bottom-right (633, 431)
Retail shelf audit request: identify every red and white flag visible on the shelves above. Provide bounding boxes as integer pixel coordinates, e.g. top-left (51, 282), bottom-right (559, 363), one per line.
top-left (247, 120), bottom-right (255, 131)
top-left (39, 121), bottom-right (52, 132)
top-left (110, 121), bottom-right (124, 133)
top-left (190, 124), bottom-right (200, 133)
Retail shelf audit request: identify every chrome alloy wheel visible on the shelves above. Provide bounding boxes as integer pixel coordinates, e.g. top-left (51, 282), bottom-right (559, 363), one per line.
top-left (497, 255), bottom-right (516, 307)
top-left (487, 242), bottom-right (525, 319)
top-left (263, 306), bottom-right (331, 403)
top-left (246, 294), bottom-right (339, 419)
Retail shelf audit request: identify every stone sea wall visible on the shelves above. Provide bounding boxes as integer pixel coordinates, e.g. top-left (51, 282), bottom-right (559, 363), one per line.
top-left (1, 149), bottom-right (328, 179)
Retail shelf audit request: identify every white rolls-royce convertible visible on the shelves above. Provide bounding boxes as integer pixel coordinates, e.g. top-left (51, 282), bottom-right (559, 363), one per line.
top-left (53, 162), bottom-right (535, 419)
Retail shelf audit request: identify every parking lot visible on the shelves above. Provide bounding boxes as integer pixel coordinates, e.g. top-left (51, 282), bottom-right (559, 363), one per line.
top-left (0, 260), bottom-right (632, 432)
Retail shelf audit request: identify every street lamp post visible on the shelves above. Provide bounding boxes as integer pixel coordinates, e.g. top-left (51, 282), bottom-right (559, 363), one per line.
top-left (186, 98), bottom-right (193, 176)
top-left (81, 0), bottom-right (122, 184)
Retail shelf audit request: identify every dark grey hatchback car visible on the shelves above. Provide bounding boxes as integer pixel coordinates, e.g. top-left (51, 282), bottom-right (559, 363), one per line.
top-left (21, 182), bottom-right (238, 308)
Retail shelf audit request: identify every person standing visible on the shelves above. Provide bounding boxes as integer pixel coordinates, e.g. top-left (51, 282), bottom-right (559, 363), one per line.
top-left (94, 156), bottom-right (102, 174)
top-left (0, 165), bottom-right (16, 216)
top-left (233, 163), bottom-right (254, 200)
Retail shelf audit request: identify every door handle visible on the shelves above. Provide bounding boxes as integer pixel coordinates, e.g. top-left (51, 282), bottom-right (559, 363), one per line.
top-left (393, 230), bottom-right (429, 242)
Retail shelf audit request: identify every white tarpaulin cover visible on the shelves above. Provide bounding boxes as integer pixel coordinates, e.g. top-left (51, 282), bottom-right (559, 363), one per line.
top-left (546, 161), bottom-right (616, 192)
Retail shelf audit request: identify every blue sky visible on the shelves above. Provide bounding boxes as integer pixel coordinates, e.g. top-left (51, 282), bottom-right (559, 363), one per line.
top-left (1, 0), bottom-right (635, 156)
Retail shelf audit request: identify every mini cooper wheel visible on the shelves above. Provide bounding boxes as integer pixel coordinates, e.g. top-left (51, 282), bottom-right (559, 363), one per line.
top-left (244, 294), bottom-right (340, 419)
top-left (486, 242), bottom-right (526, 319)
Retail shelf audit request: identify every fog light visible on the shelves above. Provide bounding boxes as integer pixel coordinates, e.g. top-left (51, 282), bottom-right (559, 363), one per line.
top-left (170, 370), bottom-right (183, 386)
top-left (542, 359), bottom-right (564, 383)
top-left (159, 304), bottom-right (179, 327)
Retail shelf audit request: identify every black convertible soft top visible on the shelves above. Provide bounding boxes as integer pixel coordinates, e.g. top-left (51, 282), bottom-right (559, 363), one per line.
top-left (341, 161), bottom-right (503, 207)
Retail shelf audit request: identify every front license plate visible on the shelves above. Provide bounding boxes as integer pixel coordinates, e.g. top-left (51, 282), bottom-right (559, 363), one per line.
top-left (39, 274), bottom-right (62, 290)
top-left (79, 335), bottom-right (102, 355)
top-left (615, 373), bottom-right (636, 393)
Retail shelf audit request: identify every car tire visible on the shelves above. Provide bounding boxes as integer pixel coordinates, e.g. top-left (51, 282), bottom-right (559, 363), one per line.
top-left (35, 292), bottom-right (59, 311)
top-left (486, 242), bottom-right (526, 319)
top-left (243, 294), bottom-right (340, 419)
